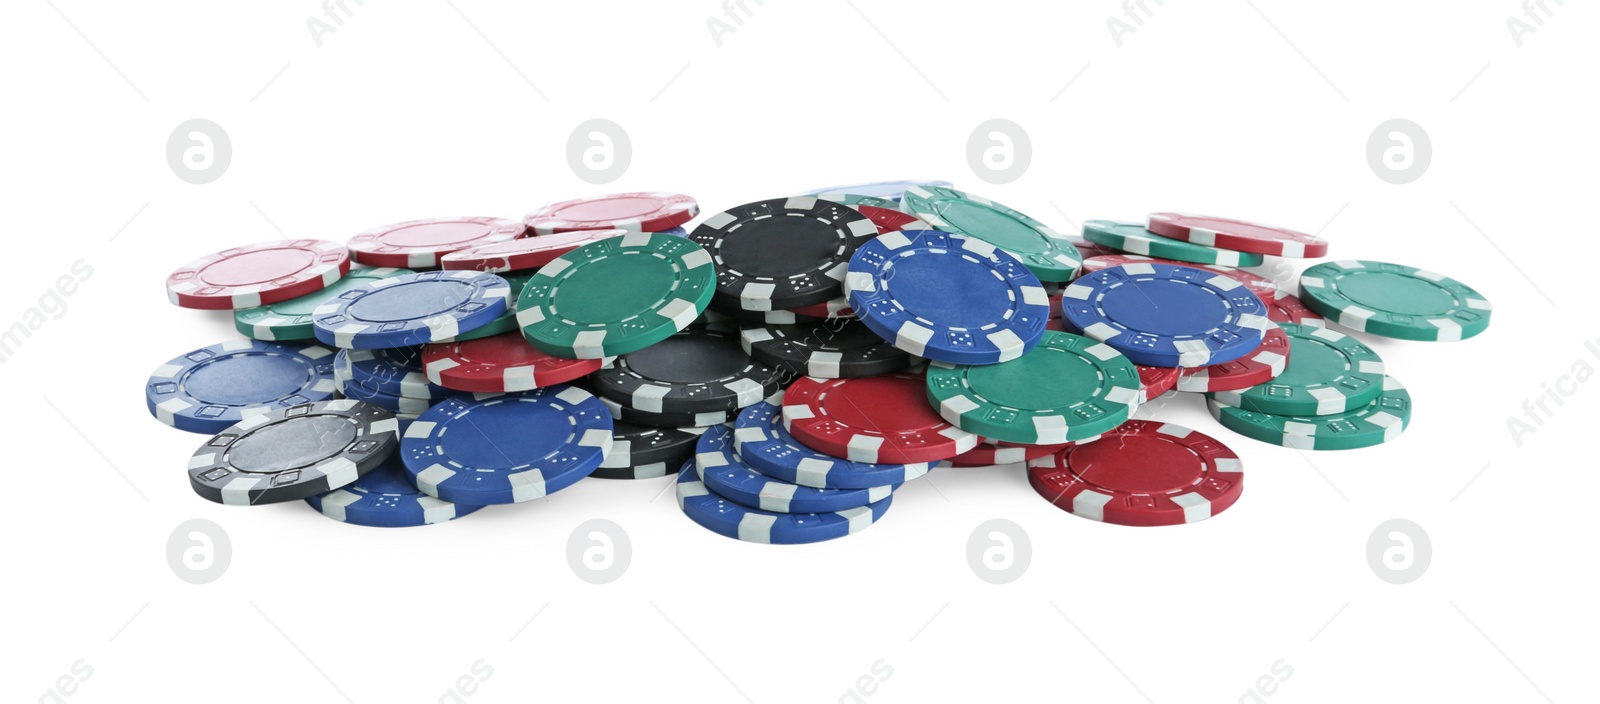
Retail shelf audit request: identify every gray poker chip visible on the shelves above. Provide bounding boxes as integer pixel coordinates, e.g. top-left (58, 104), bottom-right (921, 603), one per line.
top-left (188, 399), bottom-right (400, 506)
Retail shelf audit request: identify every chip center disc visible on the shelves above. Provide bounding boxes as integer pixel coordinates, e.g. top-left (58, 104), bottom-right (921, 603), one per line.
top-left (440, 401), bottom-right (568, 468)
top-left (186, 353), bottom-right (311, 405)
top-left (821, 376), bottom-right (920, 432)
top-left (930, 201), bottom-right (1045, 254)
top-left (382, 222), bottom-right (495, 247)
top-left (1102, 279), bottom-right (1226, 336)
top-left (965, 346), bottom-right (1099, 410)
top-left (556, 197), bottom-right (660, 221)
top-left (889, 253), bottom-right (1013, 326)
top-left (203, 248), bottom-right (317, 286)
top-left (229, 416), bottom-right (357, 472)
top-left (347, 280), bottom-right (475, 322)
top-left (1070, 435), bottom-right (1201, 493)
top-left (1335, 271), bottom-right (1455, 316)
top-left (625, 335), bottom-right (752, 384)
top-left (552, 254), bottom-right (675, 323)
top-left (1273, 334), bottom-right (1348, 386)
top-left (719, 216), bottom-right (847, 277)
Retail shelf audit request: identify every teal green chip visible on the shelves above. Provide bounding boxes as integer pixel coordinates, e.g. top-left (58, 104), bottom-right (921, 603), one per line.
top-left (902, 186), bottom-right (1083, 281)
top-left (234, 267), bottom-right (414, 341)
top-left (1298, 261), bottom-right (1491, 342)
top-left (1208, 375), bottom-right (1411, 451)
top-left (1208, 323), bottom-right (1386, 416)
top-left (1082, 220), bottom-right (1265, 267)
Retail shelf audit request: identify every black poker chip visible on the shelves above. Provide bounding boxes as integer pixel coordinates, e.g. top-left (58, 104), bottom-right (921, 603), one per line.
top-left (589, 422), bottom-right (707, 480)
top-left (739, 319), bottom-right (912, 379)
top-left (187, 399), bottom-right (400, 505)
top-left (597, 395), bottom-right (738, 428)
top-left (688, 197), bottom-right (879, 311)
top-left (590, 328), bottom-right (784, 415)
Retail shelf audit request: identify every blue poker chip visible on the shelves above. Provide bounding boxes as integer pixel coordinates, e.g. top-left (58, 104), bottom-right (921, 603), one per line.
top-left (845, 229), bottom-right (1050, 365)
top-left (334, 347), bottom-right (448, 399)
top-left (652, 226), bottom-right (687, 237)
top-left (695, 425), bottom-right (896, 513)
top-left (401, 386), bottom-right (612, 505)
top-left (312, 270), bottom-right (511, 349)
top-left (146, 339), bottom-right (338, 434)
top-left (804, 179), bottom-right (954, 203)
top-left (676, 459), bottom-right (893, 544)
top-left (1062, 262), bottom-right (1271, 368)
top-left (339, 377), bottom-right (433, 416)
top-left (305, 454), bottom-right (484, 527)
top-left (731, 397), bottom-right (932, 489)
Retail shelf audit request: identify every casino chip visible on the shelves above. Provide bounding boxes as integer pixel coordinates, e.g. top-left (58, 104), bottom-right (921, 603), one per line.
top-left (1028, 421), bottom-right (1243, 526)
top-left (235, 267), bottom-right (412, 341)
top-left (1147, 213), bottom-right (1329, 258)
top-left (1207, 376), bottom-right (1411, 450)
top-left (787, 295), bottom-right (853, 319)
top-left (733, 398), bottom-right (932, 489)
top-left (188, 399), bottom-right (400, 505)
top-left (846, 230), bottom-right (1050, 365)
top-left (523, 192), bottom-right (698, 235)
top-left (696, 426), bottom-right (895, 514)
top-left (347, 217), bottom-right (526, 268)
top-left (436, 271), bottom-right (536, 343)
top-left (439, 229), bottom-right (627, 272)
top-left (1081, 220), bottom-right (1265, 267)
top-left (688, 197), bottom-right (879, 311)
top-left (948, 439), bottom-right (1076, 468)
top-left (806, 179), bottom-right (953, 202)
top-left (402, 387), bottom-right (612, 504)
top-left (147, 339), bottom-right (338, 434)
top-left (1081, 255), bottom-right (1279, 299)
top-left (591, 328), bottom-right (783, 414)
top-left (925, 331), bottom-right (1142, 445)
top-left (517, 232), bottom-right (715, 359)
top-left (339, 378), bottom-right (432, 415)
top-left (598, 396), bottom-right (737, 428)
top-left (1139, 364), bottom-right (1183, 402)
top-left (166, 239), bottom-right (350, 310)
top-left (1298, 261), bottom-right (1491, 342)
top-left (1208, 323), bottom-right (1385, 415)
top-left (676, 461), bottom-right (892, 545)
top-left (1062, 262), bottom-right (1271, 368)
top-left (900, 186), bottom-right (1082, 281)
top-left (856, 204), bottom-right (931, 235)
top-left (422, 331), bottom-right (602, 393)
top-left (1262, 290), bottom-right (1326, 328)
top-left (654, 227), bottom-right (688, 237)
top-left (313, 270), bottom-right (511, 349)
top-left (594, 421), bottom-right (707, 480)
top-left (1176, 325), bottom-right (1291, 393)
top-left (305, 454), bottom-right (483, 527)
top-left (783, 373), bottom-right (978, 464)
top-left (1068, 235), bottom-right (1122, 261)
top-left (335, 347), bottom-right (447, 400)
top-left (740, 319), bottom-right (911, 379)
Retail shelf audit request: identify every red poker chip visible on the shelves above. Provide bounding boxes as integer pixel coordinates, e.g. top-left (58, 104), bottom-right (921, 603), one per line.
top-left (1138, 365), bottom-right (1182, 402)
top-left (347, 216), bottom-right (526, 268)
top-left (523, 192), bottom-right (699, 235)
top-left (950, 439), bottom-right (1077, 467)
top-left (1146, 213), bottom-right (1329, 258)
top-left (856, 204), bottom-right (931, 235)
top-left (1045, 293), bottom-right (1066, 332)
top-left (165, 239), bottom-right (349, 310)
top-left (1069, 237), bottom-right (1121, 261)
top-left (1080, 255), bottom-right (1279, 298)
top-left (782, 373), bottom-right (978, 464)
top-left (1263, 290), bottom-right (1326, 328)
top-left (421, 331), bottom-right (602, 393)
top-left (440, 229), bottom-right (627, 272)
top-left (1176, 325), bottom-right (1290, 393)
top-left (787, 295), bottom-right (854, 319)
top-left (1027, 421), bottom-right (1244, 527)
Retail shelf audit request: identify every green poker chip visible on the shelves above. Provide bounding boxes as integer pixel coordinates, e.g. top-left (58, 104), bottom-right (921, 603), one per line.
top-left (925, 331), bottom-right (1141, 444)
top-left (1207, 375), bottom-right (1412, 451)
top-left (1081, 220), bottom-right (1265, 268)
top-left (234, 267), bottom-right (413, 341)
top-left (1208, 323), bottom-right (1385, 416)
top-left (517, 232), bottom-right (715, 359)
top-left (901, 186), bottom-right (1083, 281)
top-left (1297, 260), bottom-right (1491, 341)
top-left (438, 271), bottom-right (536, 343)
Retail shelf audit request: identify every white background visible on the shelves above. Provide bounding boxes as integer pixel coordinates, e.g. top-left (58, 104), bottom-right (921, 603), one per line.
top-left (3, 1), bottom-right (1595, 703)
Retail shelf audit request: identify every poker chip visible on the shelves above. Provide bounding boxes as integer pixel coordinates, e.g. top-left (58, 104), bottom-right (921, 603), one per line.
top-left (234, 267), bottom-right (412, 341)
top-left (517, 232), bottom-right (715, 359)
top-left (422, 331), bottom-right (602, 393)
top-left (1208, 323), bottom-right (1385, 415)
top-left (597, 421), bottom-right (708, 475)
top-left (335, 347), bottom-right (447, 400)
top-left (1045, 292), bottom-right (1066, 332)
top-left (166, 239), bottom-right (350, 310)
top-left (740, 319), bottom-right (912, 379)
top-left (676, 460), bottom-right (893, 545)
top-left (524, 192), bottom-right (698, 235)
top-left (925, 331), bottom-right (1142, 445)
top-left (591, 328), bottom-right (783, 414)
top-left (707, 301), bottom-right (828, 326)
top-left (653, 227), bottom-right (688, 237)
top-left (305, 454), bottom-right (483, 527)
top-left (1080, 255), bottom-right (1279, 299)
top-left (948, 439), bottom-right (1076, 467)
top-left (313, 270), bottom-right (511, 349)
top-left (436, 271), bottom-right (537, 343)
top-left (1207, 376), bottom-right (1412, 451)
top-left (786, 295), bottom-right (853, 319)
top-left (900, 186), bottom-right (1082, 281)
top-left (339, 377), bottom-right (433, 415)
top-left (1028, 421), bottom-right (1243, 526)
top-left (188, 399), bottom-right (400, 505)
top-left (1068, 236), bottom-right (1122, 261)
top-left (806, 179), bottom-right (953, 202)
top-left (1147, 212), bottom-right (1329, 258)
top-left (1062, 262), bottom-right (1271, 368)
top-left (1298, 261), bottom-right (1491, 341)
top-left (1081, 220), bottom-right (1265, 268)
top-left (347, 217), bottom-right (526, 268)
top-left (1138, 364), bottom-right (1183, 402)
top-left (732, 398), bottom-right (932, 489)
top-left (846, 230), bottom-right (1050, 365)
top-left (688, 197), bottom-right (879, 311)
top-left (695, 426), bottom-right (895, 514)
top-left (1176, 325), bottom-right (1292, 394)
top-left (1262, 289), bottom-right (1326, 328)
top-left (401, 387), bottom-right (612, 505)
top-left (598, 396), bottom-right (737, 428)
top-left (439, 229), bottom-right (627, 272)
top-left (146, 339), bottom-right (338, 434)
top-left (783, 373), bottom-right (978, 464)
top-left (856, 204), bottom-right (931, 235)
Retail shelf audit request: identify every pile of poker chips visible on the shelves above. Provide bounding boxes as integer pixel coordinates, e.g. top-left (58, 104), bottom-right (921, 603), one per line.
top-left (147, 181), bottom-right (1492, 539)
